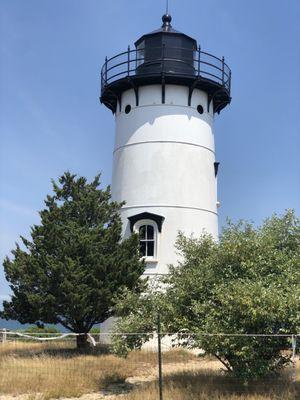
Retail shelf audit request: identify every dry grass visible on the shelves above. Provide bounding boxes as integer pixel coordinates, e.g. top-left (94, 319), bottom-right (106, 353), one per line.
top-left (0, 341), bottom-right (132, 398)
top-left (0, 341), bottom-right (299, 400)
top-left (0, 341), bottom-right (197, 398)
top-left (124, 368), bottom-right (300, 400)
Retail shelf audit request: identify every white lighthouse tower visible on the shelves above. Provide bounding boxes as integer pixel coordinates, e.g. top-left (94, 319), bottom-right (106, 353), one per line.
top-left (100, 14), bottom-right (231, 277)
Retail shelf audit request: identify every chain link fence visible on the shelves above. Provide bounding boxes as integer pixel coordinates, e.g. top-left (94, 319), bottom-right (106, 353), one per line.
top-left (0, 328), bottom-right (299, 399)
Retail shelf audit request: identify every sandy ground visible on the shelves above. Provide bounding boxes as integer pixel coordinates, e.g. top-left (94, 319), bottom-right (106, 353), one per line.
top-left (0, 389), bottom-right (126, 400)
top-left (0, 395), bottom-right (115, 400)
top-left (0, 393), bottom-right (125, 400)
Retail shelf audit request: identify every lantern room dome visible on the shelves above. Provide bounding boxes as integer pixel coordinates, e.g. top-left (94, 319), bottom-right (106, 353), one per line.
top-left (100, 14), bottom-right (231, 114)
top-left (135, 14), bottom-right (197, 77)
top-left (135, 14), bottom-right (197, 46)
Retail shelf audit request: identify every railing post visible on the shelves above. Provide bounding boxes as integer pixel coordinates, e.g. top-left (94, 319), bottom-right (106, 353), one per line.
top-left (198, 45), bottom-right (201, 77)
top-left (161, 44), bottom-right (166, 104)
top-left (222, 56), bottom-right (225, 85)
top-left (162, 44), bottom-right (165, 73)
top-left (135, 48), bottom-right (138, 69)
top-left (105, 56), bottom-right (108, 85)
top-left (127, 45), bottom-right (130, 76)
top-left (157, 313), bottom-right (163, 400)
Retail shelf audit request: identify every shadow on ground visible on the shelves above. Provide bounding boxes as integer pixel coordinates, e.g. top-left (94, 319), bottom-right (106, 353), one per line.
top-left (102, 369), bottom-right (300, 400)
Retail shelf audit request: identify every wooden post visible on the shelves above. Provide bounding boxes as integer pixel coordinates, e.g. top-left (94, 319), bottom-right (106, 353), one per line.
top-left (1, 328), bottom-right (7, 344)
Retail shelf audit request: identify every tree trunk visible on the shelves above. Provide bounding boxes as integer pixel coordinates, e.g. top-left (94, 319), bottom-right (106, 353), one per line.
top-left (76, 333), bottom-right (89, 349)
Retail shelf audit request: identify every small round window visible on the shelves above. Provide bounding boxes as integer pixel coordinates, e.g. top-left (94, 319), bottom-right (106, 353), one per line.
top-left (197, 105), bottom-right (204, 114)
top-left (125, 105), bottom-right (131, 114)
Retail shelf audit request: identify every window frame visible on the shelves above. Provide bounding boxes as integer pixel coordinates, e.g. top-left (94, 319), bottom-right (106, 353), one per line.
top-left (134, 219), bottom-right (159, 262)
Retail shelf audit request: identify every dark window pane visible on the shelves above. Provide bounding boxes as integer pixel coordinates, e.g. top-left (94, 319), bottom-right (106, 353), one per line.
top-left (147, 225), bottom-right (154, 239)
top-left (139, 225), bottom-right (146, 239)
top-left (140, 241), bottom-right (146, 257)
top-left (147, 241), bottom-right (154, 256)
top-left (136, 41), bottom-right (145, 67)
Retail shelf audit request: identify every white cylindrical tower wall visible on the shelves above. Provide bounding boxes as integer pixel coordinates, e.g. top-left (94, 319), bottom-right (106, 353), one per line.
top-left (111, 84), bottom-right (218, 276)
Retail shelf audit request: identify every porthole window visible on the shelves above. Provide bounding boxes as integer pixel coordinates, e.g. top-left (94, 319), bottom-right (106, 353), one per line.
top-left (125, 104), bottom-right (131, 114)
top-left (197, 105), bottom-right (204, 114)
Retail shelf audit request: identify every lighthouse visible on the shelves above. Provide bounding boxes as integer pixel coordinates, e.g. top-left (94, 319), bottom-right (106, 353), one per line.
top-left (100, 14), bottom-right (231, 277)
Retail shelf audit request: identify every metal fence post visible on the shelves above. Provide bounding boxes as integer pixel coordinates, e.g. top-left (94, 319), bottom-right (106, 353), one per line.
top-left (291, 335), bottom-right (297, 382)
top-left (157, 313), bottom-right (163, 400)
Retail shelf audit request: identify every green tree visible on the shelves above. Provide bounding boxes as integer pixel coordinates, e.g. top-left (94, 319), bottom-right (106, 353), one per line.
top-left (113, 211), bottom-right (300, 378)
top-left (25, 325), bottom-right (60, 334)
top-left (1, 172), bottom-right (145, 348)
top-left (23, 325), bottom-right (61, 338)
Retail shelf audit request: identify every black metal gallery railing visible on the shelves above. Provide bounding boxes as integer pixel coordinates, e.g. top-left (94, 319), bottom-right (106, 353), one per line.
top-left (101, 46), bottom-right (231, 95)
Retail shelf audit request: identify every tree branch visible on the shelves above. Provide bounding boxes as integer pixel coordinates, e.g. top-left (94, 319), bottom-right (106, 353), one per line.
top-left (213, 353), bottom-right (233, 372)
top-left (56, 317), bottom-right (75, 333)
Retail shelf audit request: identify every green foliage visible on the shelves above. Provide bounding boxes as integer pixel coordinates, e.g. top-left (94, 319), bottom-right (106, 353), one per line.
top-left (112, 285), bottom-right (163, 357)
top-left (24, 325), bottom-right (60, 334)
top-left (20, 325), bottom-right (61, 338)
top-left (113, 210), bottom-right (300, 378)
top-left (89, 326), bottom-right (100, 334)
top-left (1, 172), bottom-right (145, 343)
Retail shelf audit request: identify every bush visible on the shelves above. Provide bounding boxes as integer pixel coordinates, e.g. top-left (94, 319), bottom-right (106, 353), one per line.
top-left (24, 325), bottom-right (61, 337)
top-left (114, 210), bottom-right (300, 379)
top-left (89, 326), bottom-right (101, 334)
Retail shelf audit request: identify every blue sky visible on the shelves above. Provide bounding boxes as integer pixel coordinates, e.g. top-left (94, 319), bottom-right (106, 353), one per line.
top-left (0, 0), bottom-right (299, 301)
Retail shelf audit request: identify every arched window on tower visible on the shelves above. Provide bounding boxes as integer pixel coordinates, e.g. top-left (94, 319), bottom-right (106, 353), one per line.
top-left (134, 219), bottom-right (158, 260)
top-left (139, 224), bottom-right (155, 257)
top-left (128, 212), bottom-right (165, 263)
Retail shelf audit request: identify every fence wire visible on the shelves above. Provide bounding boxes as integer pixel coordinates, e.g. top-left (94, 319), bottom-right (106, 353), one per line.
top-left (0, 329), bottom-right (299, 400)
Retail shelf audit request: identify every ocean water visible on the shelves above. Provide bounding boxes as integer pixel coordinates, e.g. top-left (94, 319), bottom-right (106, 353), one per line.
top-left (0, 319), bottom-right (100, 332)
top-left (0, 319), bottom-right (31, 330)
top-left (0, 319), bottom-right (67, 332)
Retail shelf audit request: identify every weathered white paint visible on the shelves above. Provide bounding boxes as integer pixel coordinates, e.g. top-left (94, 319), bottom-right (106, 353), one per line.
top-left (112, 84), bottom-right (218, 276)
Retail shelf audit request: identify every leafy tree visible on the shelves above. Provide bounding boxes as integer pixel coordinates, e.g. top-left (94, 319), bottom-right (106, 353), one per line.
top-left (113, 211), bottom-right (300, 378)
top-left (24, 325), bottom-right (60, 334)
top-left (1, 172), bottom-right (145, 348)
top-left (89, 326), bottom-right (100, 334)
top-left (22, 325), bottom-right (61, 338)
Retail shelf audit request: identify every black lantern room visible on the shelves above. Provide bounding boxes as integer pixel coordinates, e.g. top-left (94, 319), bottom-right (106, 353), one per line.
top-left (135, 14), bottom-right (196, 76)
top-left (100, 14), bottom-right (231, 114)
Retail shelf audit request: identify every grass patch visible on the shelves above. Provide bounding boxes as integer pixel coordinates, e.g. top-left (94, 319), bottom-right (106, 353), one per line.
top-left (0, 341), bottom-right (132, 398)
top-left (0, 342), bottom-right (196, 398)
top-left (123, 369), bottom-right (300, 400)
top-left (0, 341), bottom-right (298, 399)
